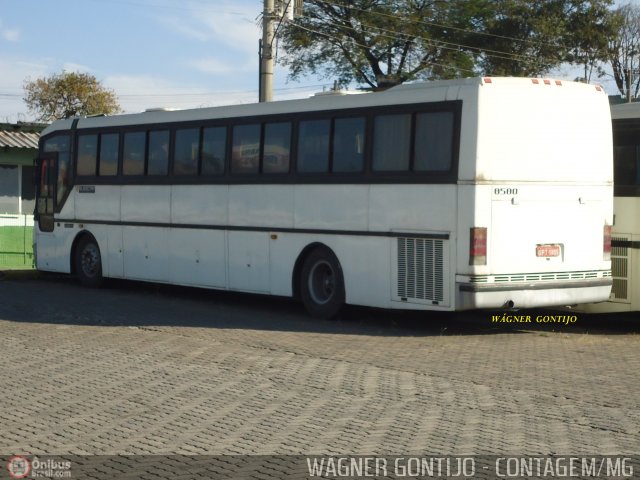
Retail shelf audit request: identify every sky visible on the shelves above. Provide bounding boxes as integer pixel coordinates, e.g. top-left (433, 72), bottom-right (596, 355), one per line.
top-left (0, 0), bottom-right (327, 123)
top-left (0, 0), bottom-right (638, 123)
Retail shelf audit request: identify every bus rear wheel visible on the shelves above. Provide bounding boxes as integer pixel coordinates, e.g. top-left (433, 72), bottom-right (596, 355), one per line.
top-left (300, 247), bottom-right (345, 319)
top-left (75, 235), bottom-right (103, 288)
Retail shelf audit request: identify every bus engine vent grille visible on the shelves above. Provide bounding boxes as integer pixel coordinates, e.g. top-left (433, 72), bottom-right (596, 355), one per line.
top-left (611, 236), bottom-right (629, 302)
top-left (397, 237), bottom-right (444, 302)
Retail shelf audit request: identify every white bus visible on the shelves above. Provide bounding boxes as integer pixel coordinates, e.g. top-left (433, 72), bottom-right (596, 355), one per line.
top-left (34, 77), bottom-right (613, 318)
top-left (578, 102), bottom-right (640, 313)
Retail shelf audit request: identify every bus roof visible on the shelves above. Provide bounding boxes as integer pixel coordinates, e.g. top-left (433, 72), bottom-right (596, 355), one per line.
top-left (41, 77), bottom-right (605, 136)
top-left (611, 102), bottom-right (640, 120)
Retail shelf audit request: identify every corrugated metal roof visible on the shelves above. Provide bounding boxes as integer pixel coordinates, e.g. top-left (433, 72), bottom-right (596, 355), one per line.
top-left (0, 130), bottom-right (40, 149)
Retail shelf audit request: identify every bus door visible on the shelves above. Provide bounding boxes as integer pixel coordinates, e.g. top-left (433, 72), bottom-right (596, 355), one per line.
top-left (35, 152), bottom-right (57, 233)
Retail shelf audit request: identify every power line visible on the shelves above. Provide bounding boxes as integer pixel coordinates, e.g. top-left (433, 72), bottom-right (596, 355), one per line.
top-left (300, 16), bottom-right (536, 65)
top-left (291, 22), bottom-right (479, 78)
top-left (315, 0), bottom-right (574, 51)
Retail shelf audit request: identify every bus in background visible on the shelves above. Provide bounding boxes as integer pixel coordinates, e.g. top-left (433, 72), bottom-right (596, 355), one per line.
top-left (34, 77), bottom-right (613, 318)
top-left (578, 102), bottom-right (640, 313)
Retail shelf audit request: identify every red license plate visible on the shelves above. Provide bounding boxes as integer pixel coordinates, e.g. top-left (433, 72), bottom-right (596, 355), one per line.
top-left (536, 244), bottom-right (560, 257)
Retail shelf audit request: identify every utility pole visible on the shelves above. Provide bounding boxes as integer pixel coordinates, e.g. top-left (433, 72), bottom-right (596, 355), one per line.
top-left (259, 0), bottom-right (275, 103)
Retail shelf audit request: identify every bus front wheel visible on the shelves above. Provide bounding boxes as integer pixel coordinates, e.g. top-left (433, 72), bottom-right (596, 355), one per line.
top-left (75, 235), bottom-right (103, 288)
top-left (300, 247), bottom-right (345, 319)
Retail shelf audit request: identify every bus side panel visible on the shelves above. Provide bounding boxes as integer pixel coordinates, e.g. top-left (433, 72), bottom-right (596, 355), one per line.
top-left (169, 228), bottom-right (226, 288)
top-left (35, 231), bottom-right (64, 272)
top-left (75, 185), bottom-right (120, 222)
top-left (121, 185), bottom-right (171, 282)
top-left (228, 231), bottom-right (270, 293)
top-left (370, 184), bottom-right (457, 310)
top-left (123, 226), bottom-right (170, 282)
top-left (293, 185), bottom-right (368, 231)
top-left (268, 232), bottom-right (393, 309)
top-left (229, 185), bottom-right (294, 228)
top-left (121, 185), bottom-right (170, 224)
top-left (171, 185), bottom-right (228, 225)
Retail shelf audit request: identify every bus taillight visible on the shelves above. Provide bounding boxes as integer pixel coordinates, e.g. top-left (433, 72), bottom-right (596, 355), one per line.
top-left (469, 227), bottom-right (487, 265)
top-left (604, 225), bottom-right (612, 261)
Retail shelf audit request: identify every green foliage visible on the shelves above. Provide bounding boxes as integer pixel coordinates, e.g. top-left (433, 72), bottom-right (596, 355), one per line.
top-left (278, 0), bottom-right (619, 89)
top-left (23, 71), bottom-right (121, 122)
top-left (476, 0), bottom-right (618, 78)
top-left (607, 3), bottom-right (640, 99)
top-left (279, 0), bottom-right (479, 89)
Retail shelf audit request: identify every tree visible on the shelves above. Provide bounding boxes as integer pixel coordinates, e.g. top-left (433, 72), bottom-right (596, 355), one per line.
top-left (278, 0), bottom-right (619, 89)
top-left (278, 0), bottom-right (480, 89)
top-left (23, 71), bottom-right (121, 121)
top-left (474, 0), bottom-right (617, 78)
top-left (607, 3), bottom-right (640, 100)
top-left (564, 0), bottom-right (621, 83)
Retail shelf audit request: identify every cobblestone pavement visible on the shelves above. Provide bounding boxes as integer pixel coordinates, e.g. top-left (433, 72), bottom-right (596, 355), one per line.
top-left (1, 271), bottom-right (639, 457)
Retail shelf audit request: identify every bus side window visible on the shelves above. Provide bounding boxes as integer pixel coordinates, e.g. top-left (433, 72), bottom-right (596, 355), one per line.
top-left (99, 133), bottom-right (119, 176)
top-left (414, 111), bottom-right (454, 172)
top-left (123, 132), bottom-right (145, 175)
top-left (231, 124), bottom-right (260, 174)
top-left (77, 134), bottom-right (98, 176)
top-left (148, 130), bottom-right (169, 176)
top-left (263, 122), bottom-right (291, 174)
top-left (332, 117), bottom-right (365, 173)
top-left (202, 127), bottom-right (226, 175)
top-left (372, 114), bottom-right (411, 172)
top-left (297, 119), bottom-right (330, 173)
top-left (174, 128), bottom-right (200, 176)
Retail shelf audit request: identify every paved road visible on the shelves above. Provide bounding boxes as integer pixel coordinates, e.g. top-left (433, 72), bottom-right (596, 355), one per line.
top-left (1, 271), bottom-right (639, 458)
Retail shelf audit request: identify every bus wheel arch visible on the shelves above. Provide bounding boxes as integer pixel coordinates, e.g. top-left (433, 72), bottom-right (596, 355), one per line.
top-left (295, 243), bottom-right (345, 319)
top-left (71, 231), bottom-right (103, 287)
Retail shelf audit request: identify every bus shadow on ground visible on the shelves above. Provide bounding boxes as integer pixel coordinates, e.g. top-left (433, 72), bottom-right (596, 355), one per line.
top-left (2, 270), bottom-right (639, 337)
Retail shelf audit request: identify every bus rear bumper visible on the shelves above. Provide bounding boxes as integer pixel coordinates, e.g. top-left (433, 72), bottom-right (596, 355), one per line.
top-left (456, 278), bottom-right (613, 310)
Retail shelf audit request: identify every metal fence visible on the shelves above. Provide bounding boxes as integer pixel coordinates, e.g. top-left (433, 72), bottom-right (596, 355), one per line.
top-left (0, 214), bottom-right (34, 269)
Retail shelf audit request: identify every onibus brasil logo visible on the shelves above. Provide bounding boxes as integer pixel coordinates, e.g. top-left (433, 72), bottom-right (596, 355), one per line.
top-left (7, 455), bottom-right (31, 479)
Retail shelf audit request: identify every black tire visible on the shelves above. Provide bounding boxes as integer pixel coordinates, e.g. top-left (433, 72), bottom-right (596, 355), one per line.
top-left (300, 247), bottom-right (345, 319)
top-left (75, 235), bottom-right (103, 288)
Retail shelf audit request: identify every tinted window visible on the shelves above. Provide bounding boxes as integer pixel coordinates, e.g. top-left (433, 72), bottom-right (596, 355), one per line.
top-left (333, 117), bottom-right (365, 172)
top-left (263, 122), bottom-right (291, 174)
top-left (123, 132), bottom-right (145, 175)
top-left (99, 133), bottom-right (119, 176)
top-left (372, 114), bottom-right (411, 171)
top-left (77, 134), bottom-right (98, 176)
top-left (414, 111), bottom-right (453, 172)
top-left (232, 124), bottom-right (260, 174)
top-left (174, 128), bottom-right (200, 176)
top-left (202, 127), bottom-right (226, 175)
top-left (297, 120), bottom-right (330, 173)
top-left (614, 145), bottom-right (640, 186)
top-left (43, 135), bottom-right (71, 204)
top-left (148, 130), bottom-right (169, 176)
